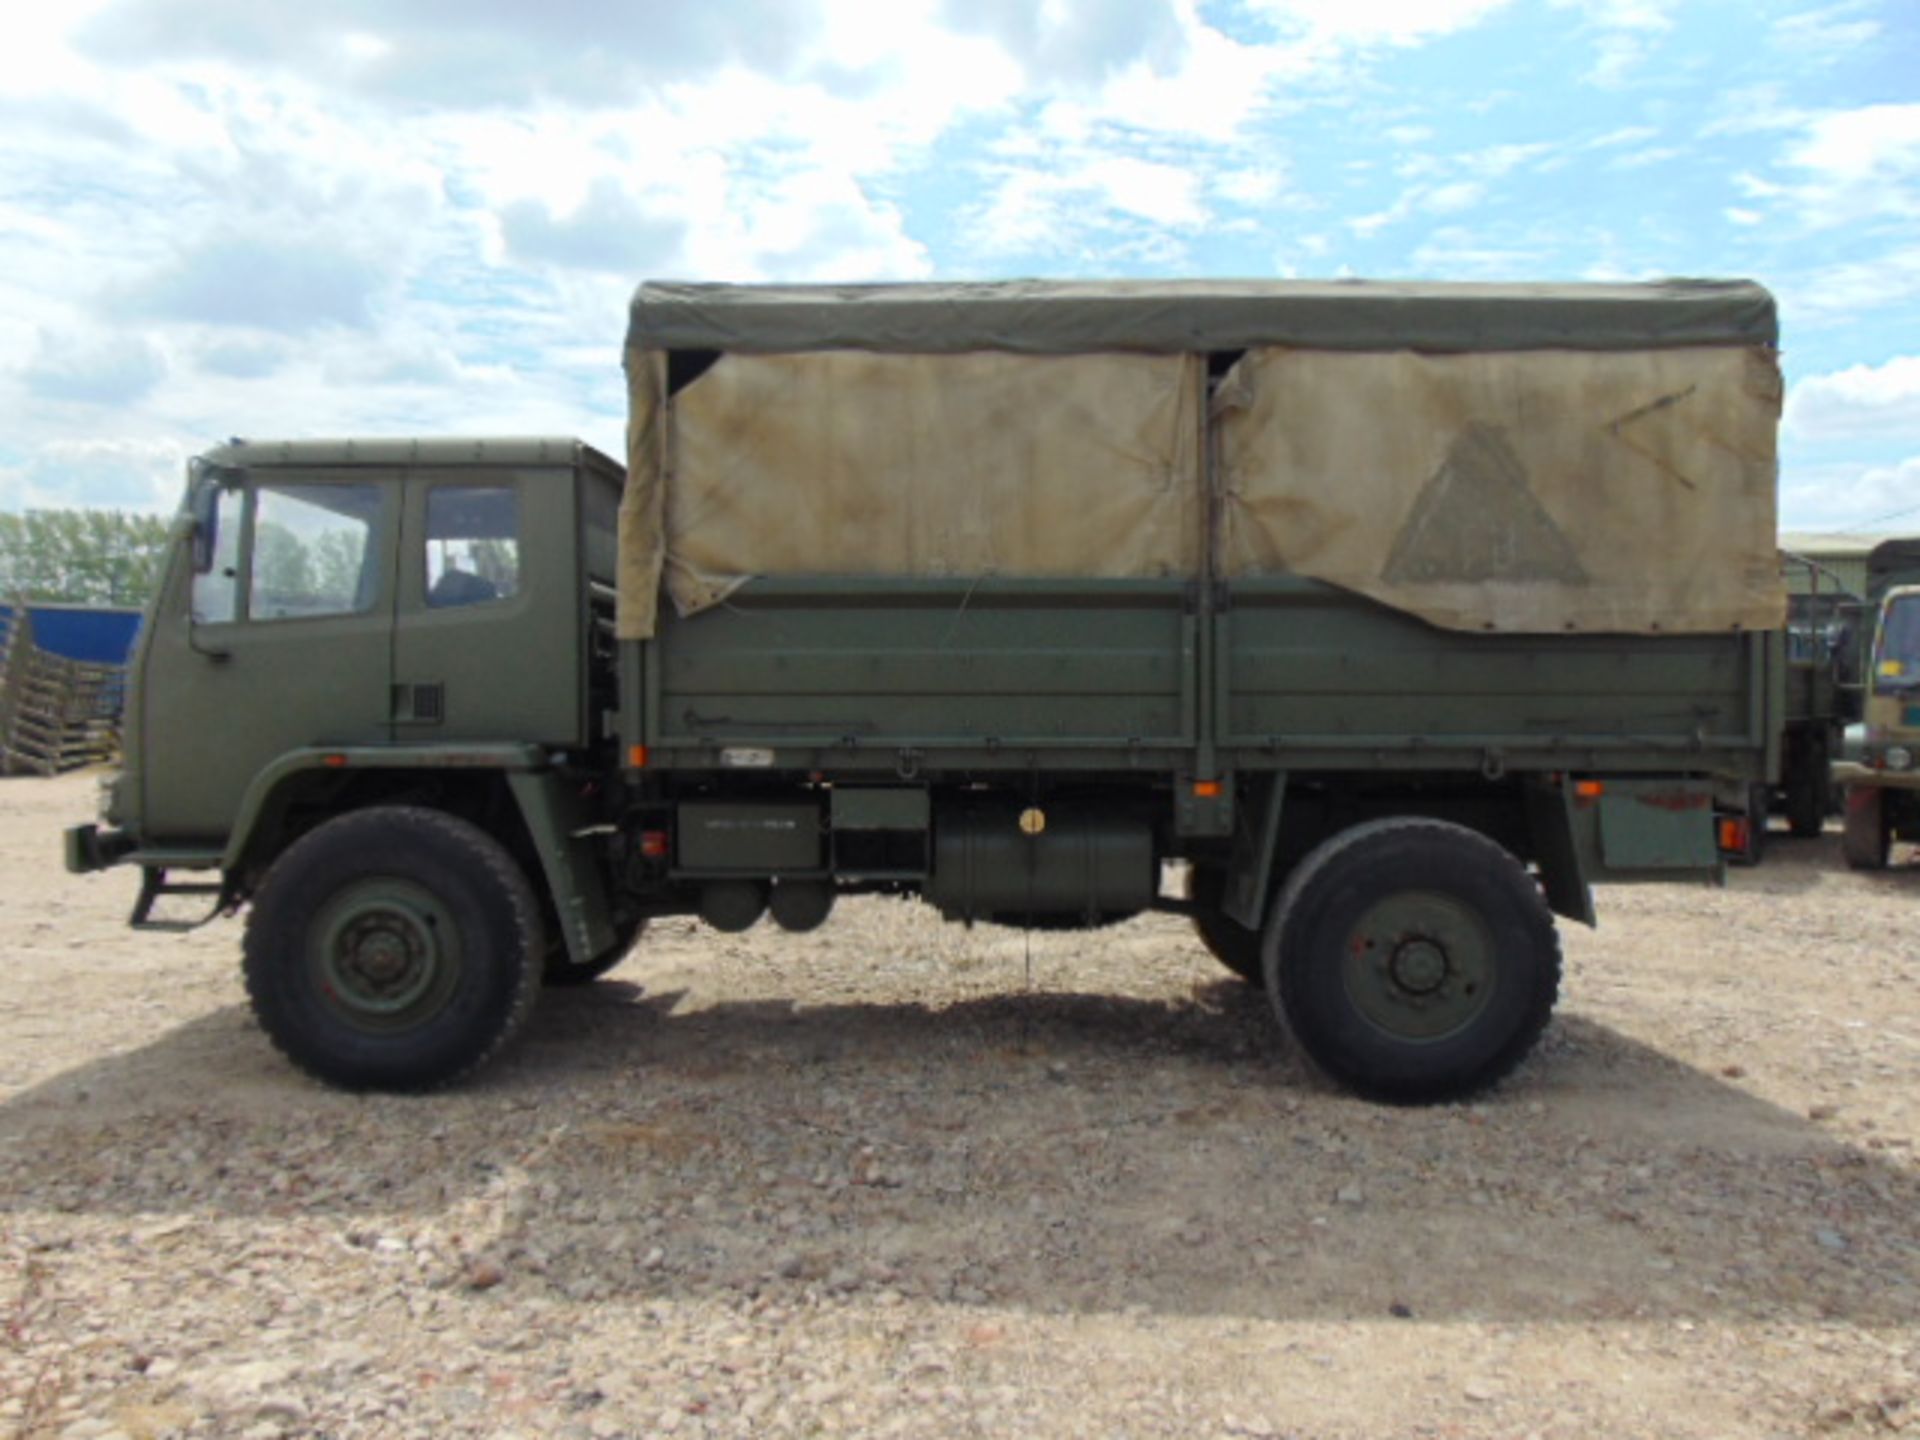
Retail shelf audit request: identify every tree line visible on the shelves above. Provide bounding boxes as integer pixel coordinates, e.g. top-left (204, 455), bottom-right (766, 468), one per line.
top-left (0, 509), bottom-right (174, 607)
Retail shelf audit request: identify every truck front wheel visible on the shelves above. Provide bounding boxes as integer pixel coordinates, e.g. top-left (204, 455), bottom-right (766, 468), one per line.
top-left (1264, 818), bottom-right (1561, 1104)
top-left (1843, 787), bottom-right (1892, 870)
top-left (243, 806), bottom-right (544, 1090)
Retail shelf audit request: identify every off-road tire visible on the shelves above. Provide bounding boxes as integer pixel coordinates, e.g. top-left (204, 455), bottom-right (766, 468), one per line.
top-left (1786, 735), bottom-right (1828, 839)
top-left (244, 806), bottom-right (544, 1090)
top-left (1843, 788), bottom-right (1892, 870)
top-left (1263, 818), bottom-right (1561, 1105)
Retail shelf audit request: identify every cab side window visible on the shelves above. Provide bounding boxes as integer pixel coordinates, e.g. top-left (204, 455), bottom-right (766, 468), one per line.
top-left (190, 485), bottom-right (245, 624)
top-left (426, 486), bottom-right (520, 608)
top-left (249, 483), bottom-right (381, 621)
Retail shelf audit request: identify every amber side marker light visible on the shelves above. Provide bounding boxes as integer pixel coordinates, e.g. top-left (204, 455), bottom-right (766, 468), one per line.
top-left (627, 745), bottom-right (649, 769)
top-left (1718, 817), bottom-right (1749, 853)
top-left (1193, 780), bottom-right (1222, 798)
top-left (1574, 780), bottom-right (1605, 800)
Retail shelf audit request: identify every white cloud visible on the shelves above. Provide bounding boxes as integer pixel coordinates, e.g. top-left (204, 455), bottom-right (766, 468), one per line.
top-left (1246, 0), bottom-right (1515, 46)
top-left (75, 0), bottom-right (826, 105)
top-left (20, 327), bottom-right (168, 405)
top-left (1060, 21), bottom-right (1293, 142)
top-left (1423, 181), bottom-right (1486, 215)
top-left (1705, 83), bottom-right (1819, 138)
top-left (1605, 145), bottom-right (1682, 170)
top-left (1787, 356), bottom-right (1920, 443)
top-left (1346, 142), bottom-right (1551, 236)
top-left (938, 0), bottom-right (1188, 86)
top-left (1783, 102), bottom-right (1920, 199)
top-left (723, 171), bottom-right (932, 282)
top-left (1548, 0), bottom-right (1675, 87)
top-left (1778, 244), bottom-right (1920, 327)
top-left (969, 144), bottom-right (1211, 259)
top-left (1214, 167), bottom-right (1287, 205)
top-left (195, 335), bottom-right (290, 380)
top-left (120, 235), bottom-right (396, 332)
top-left (1731, 103), bottom-right (1920, 240)
top-left (1586, 125), bottom-right (1659, 149)
top-left (0, 0), bottom-right (1913, 531)
top-left (0, 1), bottom-right (110, 98)
top-left (498, 180), bottom-right (689, 277)
top-left (0, 437), bottom-right (188, 513)
top-left (1781, 455), bottom-right (1920, 532)
top-left (1769, 3), bottom-right (1880, 64)
top-left (1082, 158), bottom-right (1207, 224)
top-left (1408, 226), bottom-right (1547, 276)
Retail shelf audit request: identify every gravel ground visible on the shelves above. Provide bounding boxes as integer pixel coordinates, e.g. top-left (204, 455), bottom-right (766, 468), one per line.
top-left (3, 770), bottom-right (1918, 1439)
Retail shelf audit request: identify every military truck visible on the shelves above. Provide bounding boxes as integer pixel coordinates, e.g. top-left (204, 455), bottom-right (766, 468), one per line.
top-left (1754, 553), bottom-right (1862, 852)
top-left (1832, 539), bottom-right (1920, 867)
top-left (66, 279), bottom-right (1786, 1104)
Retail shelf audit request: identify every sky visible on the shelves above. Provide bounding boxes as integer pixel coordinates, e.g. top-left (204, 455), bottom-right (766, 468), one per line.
top-left (0, 0), bottom-right (1915, 533)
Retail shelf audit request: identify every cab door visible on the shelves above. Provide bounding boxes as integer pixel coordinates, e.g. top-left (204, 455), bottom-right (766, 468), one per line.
top-left (140, 472), bottom-right (397, 842)
top-left (391, 468), bottom-right (578, 746)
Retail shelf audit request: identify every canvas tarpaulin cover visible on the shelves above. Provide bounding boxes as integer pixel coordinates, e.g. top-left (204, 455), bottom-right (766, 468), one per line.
top-left (1215, 343), bottom-right (1783, 633)
top-left (618, 278), bottom-right (1782, 639)
top-left (617, 349), bottom-right (1203, 638)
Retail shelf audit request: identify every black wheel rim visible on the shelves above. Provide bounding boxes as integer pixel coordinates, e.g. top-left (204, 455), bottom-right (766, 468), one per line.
top-left (1339, 889), bottom-right (1497, 1042)
top-left (310, 878), bottom-right (462, 1032)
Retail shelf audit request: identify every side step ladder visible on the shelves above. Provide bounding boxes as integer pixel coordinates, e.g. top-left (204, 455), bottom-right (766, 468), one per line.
top-left (131, 866), bottom-right (231, 932)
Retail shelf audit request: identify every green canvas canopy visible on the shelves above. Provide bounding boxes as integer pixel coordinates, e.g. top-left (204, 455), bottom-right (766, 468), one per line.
top-left (626, 278), bottom-right (1776, 357)
top-left (616, 278), bottom-right (1783, 641)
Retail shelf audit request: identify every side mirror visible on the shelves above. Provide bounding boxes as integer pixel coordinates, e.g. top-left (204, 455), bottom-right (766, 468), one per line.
top-left (189, 481), bottom-right (218, 574)
top-left (187, 461), bottom-right (240, 574)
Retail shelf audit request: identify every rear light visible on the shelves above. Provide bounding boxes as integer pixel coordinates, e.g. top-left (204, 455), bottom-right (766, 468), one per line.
top-left (1717, 817), bottom-right (1748, 854)
top-left (639, 830), bottom-right (669, 859)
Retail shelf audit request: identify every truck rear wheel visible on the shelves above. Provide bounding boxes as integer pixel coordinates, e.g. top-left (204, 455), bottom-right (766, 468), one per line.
top-left (1264, 818), bottom-right (1560, 1104)
top-left (1188, 866), bottom-right (1264, 985)
top-left (1786, 734), bottom-right (1829, 838)
top-left (243, 806), bottom-right (544, 1090)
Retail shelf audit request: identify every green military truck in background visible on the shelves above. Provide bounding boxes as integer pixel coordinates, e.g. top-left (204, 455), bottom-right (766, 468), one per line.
top-left (1833, 540), bottom-right (1920, 868)
top-left (1757, 552), bottom-right (1862, 854)
top-left (66, 279), bottom-right (1787, 1104)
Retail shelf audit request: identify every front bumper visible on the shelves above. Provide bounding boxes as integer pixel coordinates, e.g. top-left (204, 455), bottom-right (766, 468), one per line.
top-left (1830, 760), bottom-right (1920, 793)
top-left (64, 823), bottom-right (136, 874)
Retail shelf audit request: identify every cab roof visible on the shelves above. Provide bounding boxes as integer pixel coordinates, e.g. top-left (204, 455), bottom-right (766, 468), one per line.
top-left (201, 436), bottom-right (622, 474)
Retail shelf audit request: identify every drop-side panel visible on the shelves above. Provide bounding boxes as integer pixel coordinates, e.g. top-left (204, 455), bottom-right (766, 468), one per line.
top-left (643, 578), bottom-right (1194, 767)
top-left (1221, 577), bottom-right (1773, 777)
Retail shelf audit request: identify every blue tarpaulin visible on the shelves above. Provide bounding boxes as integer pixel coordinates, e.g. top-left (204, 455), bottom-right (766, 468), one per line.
top-left (0, 603), bottom-right (142, 665)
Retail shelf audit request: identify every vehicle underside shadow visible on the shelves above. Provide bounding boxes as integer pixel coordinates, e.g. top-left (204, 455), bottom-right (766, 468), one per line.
top-left (1, 979), bottom-right (1914, 1329)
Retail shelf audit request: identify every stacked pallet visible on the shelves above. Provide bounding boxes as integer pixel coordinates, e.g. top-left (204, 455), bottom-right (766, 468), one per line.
top-left (0, 604), bottom-right (127, 775)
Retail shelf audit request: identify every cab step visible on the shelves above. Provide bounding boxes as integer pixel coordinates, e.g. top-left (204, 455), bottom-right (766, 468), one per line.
top-left (131, 866), bottom-right (231, 932)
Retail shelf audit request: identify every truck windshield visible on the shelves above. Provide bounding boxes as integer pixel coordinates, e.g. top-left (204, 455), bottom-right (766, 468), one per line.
top-left (1874, 594), bottom-right (1920, 692)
